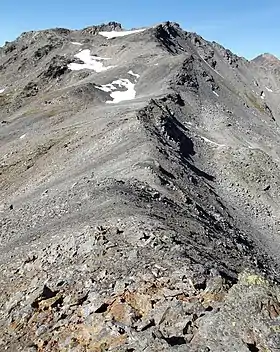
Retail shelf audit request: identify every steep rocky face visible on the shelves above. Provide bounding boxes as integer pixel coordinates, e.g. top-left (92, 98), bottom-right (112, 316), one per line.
top-left (1, 21), bottom-right (280, 351)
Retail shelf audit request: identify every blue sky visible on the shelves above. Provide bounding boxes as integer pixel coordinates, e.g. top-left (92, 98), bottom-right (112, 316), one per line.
top-left (1, 0), bottom-right (279, 59)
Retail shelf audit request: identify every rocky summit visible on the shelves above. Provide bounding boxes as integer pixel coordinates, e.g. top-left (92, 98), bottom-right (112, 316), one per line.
top-left (1, 21), bottom-right (280, 351)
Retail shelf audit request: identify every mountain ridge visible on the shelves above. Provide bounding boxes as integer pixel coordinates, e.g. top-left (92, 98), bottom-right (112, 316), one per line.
top-left (1, 21), bottom-right (280, 351)
top-left (3, 21), bottom-right (277, 64)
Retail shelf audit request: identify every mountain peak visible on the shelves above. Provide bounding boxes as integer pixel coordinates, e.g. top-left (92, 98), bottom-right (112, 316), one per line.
top-left (252, 52), bottom-right (280, 67)
top-left (262, 52), bottom-right (279, 59)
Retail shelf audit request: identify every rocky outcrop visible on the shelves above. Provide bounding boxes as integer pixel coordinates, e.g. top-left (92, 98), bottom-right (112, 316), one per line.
top-left (2, 246), bottom-right (280, 352)
top-left (39, 55), bottom-right (70, 79)
top-left (81, 21), bottom-right (122, 36)
top-left (153, 22), bottom-right (185, 54)
top-left (173, 56), bottom-right (199, 90)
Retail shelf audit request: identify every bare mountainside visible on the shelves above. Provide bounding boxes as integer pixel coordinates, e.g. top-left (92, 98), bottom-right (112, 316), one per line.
top-left (1, 21), bottom-right (280, 351)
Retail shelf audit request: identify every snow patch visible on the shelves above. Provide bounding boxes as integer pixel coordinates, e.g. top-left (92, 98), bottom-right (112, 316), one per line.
top-left (213, 91), bottom-right (219, 97)
top-left (96, 70), bottom-right (140, 104)
top-left (265, 86), bottom-right (273, 92)
top-left (96, 80), bottom-right (125, 93)
top-left (185, 121), bottom-right (193, 126)
top-left (99, 28), bottom-right (146, 39)
top-left (0, 88), bottom-right (5, 94)
top-left (20, 134), bottom-right (26, 139)
top-left (200, 136), bottom-right (225, 147)
top-left (68, 49), bottom-right (114, 72)
top-left (107, 79), bottom-right (136, 104)
top-left (128, 70), bottom-right (140, 79)
top-left (96, 78), bottom-right (137, 104)
top-left (97, 84), bottom-right (115, 93)
top-left (71, 42), bottom-right (82, 46)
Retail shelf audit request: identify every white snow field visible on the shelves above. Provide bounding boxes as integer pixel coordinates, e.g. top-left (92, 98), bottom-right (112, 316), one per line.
top-left (0, 88), bottom-right (5, 93)
top-left (107, 79), bottom-right (136, 103)
top-left (96, 77), bottom-right (138, 104)
top-left (68, 50), bottom-right (114, 72)
top-left (99, 29), bottom-right (146, 39)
